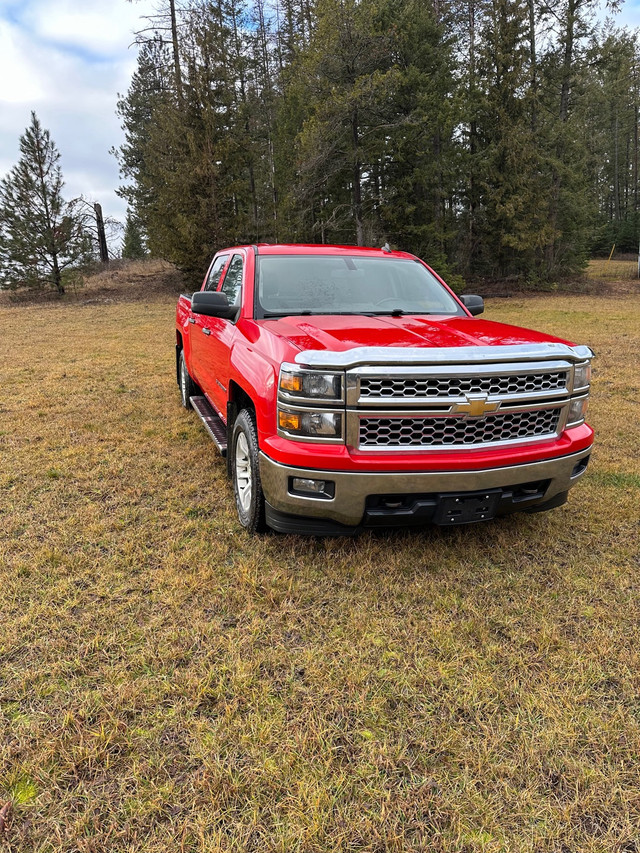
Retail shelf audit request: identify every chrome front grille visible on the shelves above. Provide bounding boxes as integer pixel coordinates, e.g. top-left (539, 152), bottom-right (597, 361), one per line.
top-left (359, 407), bottom-right (563, 449)
top-left (291, 343), bottom-right (591, 453)
top-left (359, 371), bottom-right (568, 400)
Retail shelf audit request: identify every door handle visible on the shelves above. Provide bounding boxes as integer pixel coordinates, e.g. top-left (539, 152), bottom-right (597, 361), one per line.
top-left (188, 317), bottom-right (195, 324)
top-left (202, 327), bottom-right (211, 336)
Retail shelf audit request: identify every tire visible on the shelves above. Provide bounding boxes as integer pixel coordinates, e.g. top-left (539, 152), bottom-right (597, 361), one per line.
top-left (231, 409), bottom-right (267, 533)
top-left (179, 350), bottom-right (198, 409)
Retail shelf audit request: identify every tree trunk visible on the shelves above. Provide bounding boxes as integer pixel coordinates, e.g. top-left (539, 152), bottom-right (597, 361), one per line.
top-left (634, 102), bottom-right (638, 219)
top-left (433, 129), bottom-right (443, 249)
top-left (352, 108), bottom-right (364, 246)
top-left (230, 2), bottom-right (259, 237)
top-left (256, 0), bottom-right (279, 241)
top-left (546, 0), bottom-right (577, 277)
top-left (169, 0), bottom-right (183, 101)
top-left (94, 202), bottom-right (109, 264)
top-left (467, 0), bottom-right (478, 273)
top-left (614, 111), bottom-right (620, 222)
top-left (528, 0), bottom-right (538, 132)
top-left (559, 0), bottom-right (576, 123)
top-left (52, 254), bottom-right (64, 294)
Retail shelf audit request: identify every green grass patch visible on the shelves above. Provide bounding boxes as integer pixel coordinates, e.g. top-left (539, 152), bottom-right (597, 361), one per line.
top-left (7, 777), bottom-right (37, 805)
top-left (590, 470), bottom-right (640, 490)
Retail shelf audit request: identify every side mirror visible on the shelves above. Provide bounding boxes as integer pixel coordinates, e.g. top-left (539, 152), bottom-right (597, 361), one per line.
top-left (460, 294), bottom-right (484, 316)
top-left (191, 291), bottom-right (238, 320)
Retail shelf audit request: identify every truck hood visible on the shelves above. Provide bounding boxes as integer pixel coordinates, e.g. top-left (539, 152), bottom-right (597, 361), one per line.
top-left (258, 314), bottom-right (572, 353)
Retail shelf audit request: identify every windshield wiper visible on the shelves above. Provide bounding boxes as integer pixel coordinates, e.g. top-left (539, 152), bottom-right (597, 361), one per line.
top-left (371, 310), bottom-right (443, 316)
top-left (262, 310), bottom-right (375, 317)
top-left (261, 309), bottom-right (446, 318)
top-left (262, 310), bottom-right (313, 318)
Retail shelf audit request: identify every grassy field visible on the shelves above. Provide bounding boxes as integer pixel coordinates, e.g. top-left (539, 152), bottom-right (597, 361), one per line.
top-left (1, 282), bottom-right (639, 852)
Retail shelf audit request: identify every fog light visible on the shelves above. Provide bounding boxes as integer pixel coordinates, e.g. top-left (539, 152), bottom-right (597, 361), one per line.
top-left (290, 477), bottom-right (335, 499)
top-left (293, 477), bottom-right (325, 493)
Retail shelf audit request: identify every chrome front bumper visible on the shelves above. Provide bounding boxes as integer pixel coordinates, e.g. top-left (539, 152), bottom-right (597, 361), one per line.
top-left (259, 447), bottom-right (592, 528)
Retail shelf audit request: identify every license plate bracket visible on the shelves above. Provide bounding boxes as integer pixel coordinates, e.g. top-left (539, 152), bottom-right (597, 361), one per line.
top-left (433, 489), bottom-right (502, 526)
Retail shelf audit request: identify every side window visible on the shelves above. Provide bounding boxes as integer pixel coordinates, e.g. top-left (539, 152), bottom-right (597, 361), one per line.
top-left (220, 254), bottom-right (243, 308)
top-left (204, 255), bottom-right (228, 291)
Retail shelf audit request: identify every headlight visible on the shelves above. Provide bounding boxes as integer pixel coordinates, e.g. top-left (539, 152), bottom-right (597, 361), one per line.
top-left (573, 362), bottom-right (591, 390)
top-left (278, 408), bottom-right (343, 438)
top-left (279, 367), bottom-right (343, 401)
top-left (567, 397), bottom-right (589, 426)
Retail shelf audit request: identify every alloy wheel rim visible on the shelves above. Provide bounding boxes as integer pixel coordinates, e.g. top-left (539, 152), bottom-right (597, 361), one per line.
top-left (235, 432), bottom-right (252, 513)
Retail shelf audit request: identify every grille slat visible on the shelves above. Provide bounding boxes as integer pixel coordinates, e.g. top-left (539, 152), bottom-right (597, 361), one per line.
top-left (359, 371), bottom-right (567, 400)
top-left (359, 408), bottom-right (562, 448)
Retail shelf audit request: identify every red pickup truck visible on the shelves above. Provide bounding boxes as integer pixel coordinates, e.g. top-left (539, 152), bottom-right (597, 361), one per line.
top-left (176, 244), bottom-right (593, 535)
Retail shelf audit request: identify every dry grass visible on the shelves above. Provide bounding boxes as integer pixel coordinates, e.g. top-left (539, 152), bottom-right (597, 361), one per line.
top-left (586, 258), bottom-right (639, 282)
top-left (1, 285), bottom-right (639, 852)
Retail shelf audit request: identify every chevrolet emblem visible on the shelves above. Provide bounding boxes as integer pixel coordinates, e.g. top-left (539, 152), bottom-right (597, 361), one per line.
top-left (454, 395), bottom-right (500, 417)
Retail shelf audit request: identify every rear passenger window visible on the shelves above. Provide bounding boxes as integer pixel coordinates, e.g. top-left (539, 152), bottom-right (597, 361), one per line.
top-left (204, 255), bottom-right (228, 291)
top-left (220, 254), bottom-right (243, 308)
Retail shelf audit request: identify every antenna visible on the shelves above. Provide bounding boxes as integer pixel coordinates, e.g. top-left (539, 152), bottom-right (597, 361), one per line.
top-left (381, 242), bottom-right (391, 253)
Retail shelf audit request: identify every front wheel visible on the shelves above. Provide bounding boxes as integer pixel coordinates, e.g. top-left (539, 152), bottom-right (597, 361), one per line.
top-left (231, 410), bottom-right (267, 533)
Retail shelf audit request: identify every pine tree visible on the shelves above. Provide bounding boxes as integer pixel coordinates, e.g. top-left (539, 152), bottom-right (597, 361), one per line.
top-left (284, 0), bottom-right (399, 245)
top-left (0, 112), bottom-right (93, 293)
top-left (374, 0), bottom-right (459, 269)
top-left (139, 0), bottom-right (252, 273)
top-left (122, 209), bottom-right (147, 259)
top-left (115, 2), bottom-right (268, 274)
top-left (114, 37), bottom-right (172, 229)
top-left (470, 0), bottom-right (548, 278)
top-left (537, 0), bottom-right (602, 277)
top-left (581, 29), bottom-right (639, 252)
top-left (113, 0), bottom-right (636, 286)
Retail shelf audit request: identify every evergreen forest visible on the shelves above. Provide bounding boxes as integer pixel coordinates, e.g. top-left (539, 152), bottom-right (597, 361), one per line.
top-left (114, 0), bottom-right (640, 284)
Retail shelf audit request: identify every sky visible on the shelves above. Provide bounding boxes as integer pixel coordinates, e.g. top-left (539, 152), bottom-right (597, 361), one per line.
top-left (0, 0), bottom-right (639, 234)
top-left (0, 0), bottom-right (157, 226)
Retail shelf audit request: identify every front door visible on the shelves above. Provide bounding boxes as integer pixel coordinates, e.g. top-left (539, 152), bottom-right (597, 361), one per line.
top-left (189, 254), bottom-right (229, 395)
top-left (197, 252), bottom-right (245, 417)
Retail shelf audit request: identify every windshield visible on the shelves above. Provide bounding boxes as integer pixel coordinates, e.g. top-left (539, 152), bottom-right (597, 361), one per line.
top-left (256, 255), bottom-right (465, 318)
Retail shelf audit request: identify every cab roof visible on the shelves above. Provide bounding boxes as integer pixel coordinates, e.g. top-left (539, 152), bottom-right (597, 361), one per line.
top-left (235, 243), bottom-right (417, 260)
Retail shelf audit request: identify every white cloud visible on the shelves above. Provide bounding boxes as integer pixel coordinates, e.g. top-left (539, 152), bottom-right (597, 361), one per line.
top-left (0, 0), bottom-right (158, 227)
top-left (0, 24), bottom-right (45, 102)
top-left (22, 0), bottom-right (157, 58)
